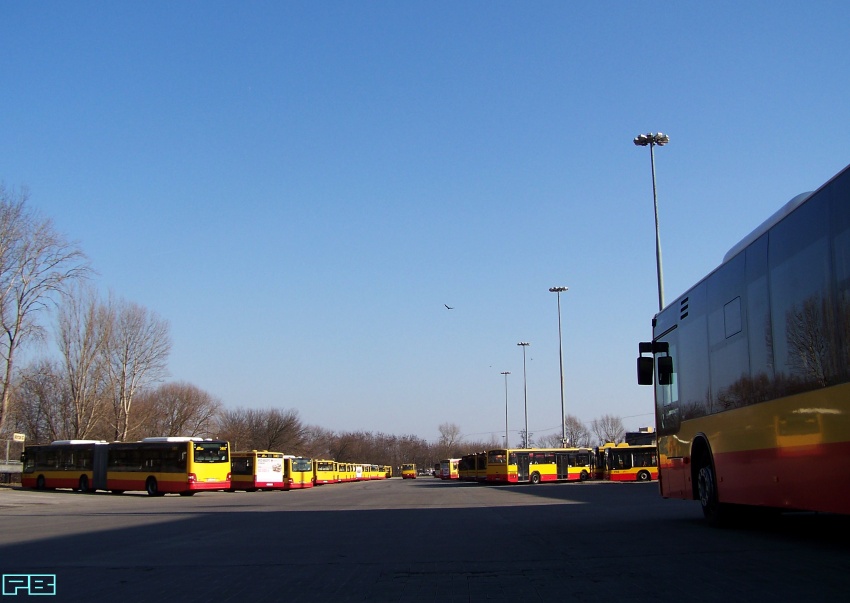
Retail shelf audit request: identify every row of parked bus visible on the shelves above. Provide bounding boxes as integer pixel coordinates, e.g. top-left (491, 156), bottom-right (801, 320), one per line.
top-left (19, 437), bottom-right (392, 497)
top-left (429, 443), bottom-right (658, 484)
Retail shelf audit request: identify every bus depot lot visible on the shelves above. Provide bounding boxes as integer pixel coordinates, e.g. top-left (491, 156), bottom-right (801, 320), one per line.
top-left (1, 479), bottom-right (848, 603)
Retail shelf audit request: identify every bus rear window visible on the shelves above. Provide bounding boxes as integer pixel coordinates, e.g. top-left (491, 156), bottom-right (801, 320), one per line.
top-left (193, 443), bottom-right (229, 463)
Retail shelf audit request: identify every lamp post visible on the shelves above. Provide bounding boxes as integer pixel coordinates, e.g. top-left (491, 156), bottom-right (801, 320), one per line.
top-left (517, 342), bottom-right (530, 448)
top-left (501, 371), bottom-right (511, 448)
top-left (633, 132), bottom-right (670, 312)
top-left (549, 286), bottom-right (568, 447)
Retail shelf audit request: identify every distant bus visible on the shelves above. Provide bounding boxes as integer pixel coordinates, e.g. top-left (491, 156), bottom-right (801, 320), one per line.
top-left (637, 162), bottom-right (850, 523)
top-left (401, 463), bottom-right (417, 479)
top-left (440, 458), bottom-right (460, 480)
top-left (230, 450), bottom-right (285, 491)
top-left (595, 443), bottom-right (658, 482)
top-left (107, 437), bottom-right (231, 496)
top-left (21, 440), bottom-right (108, 492)
top-left (313, 459), bottom-right (338, 485)
top-left (284, 456), bottom-right (314, 489)
top-left (485, 448), bottom-right (593, 484)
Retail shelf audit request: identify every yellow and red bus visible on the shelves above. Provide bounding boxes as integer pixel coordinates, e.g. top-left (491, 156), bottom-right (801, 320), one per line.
top-left (284, 456), bottom-right (314, 489)
top-left (638, 162), bottom-right (850, 524)
top-left (339, 462), bottom-right (355, 482)
top-left (440, 458), bottom-right (460, 480)
top-left (485, 448), bottom-right (593, 484)
top-left (107, 437), bottom-right (231, 496)
top-left (21, 440), bottom-right (108, 492)
top-left (594, 443), bottom-right (658, 482)
top-left (313, 459), bottom-right (338, 485)
top-left (230, 450), bottom-right (285, 491)
top-left (401, 463), bottom-right (417, 479)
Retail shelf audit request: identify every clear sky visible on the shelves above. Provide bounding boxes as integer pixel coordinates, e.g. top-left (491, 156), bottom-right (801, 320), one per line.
top-left (2, 2), bottom-right (850, 445)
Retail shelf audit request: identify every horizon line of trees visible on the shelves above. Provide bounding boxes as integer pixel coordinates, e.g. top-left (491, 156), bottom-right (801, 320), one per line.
top-left (0, 184), bottom-right (637, 471)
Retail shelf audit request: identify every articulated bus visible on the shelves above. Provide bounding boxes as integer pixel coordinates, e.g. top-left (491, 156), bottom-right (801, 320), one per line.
top-left (21, 440), bottom-right (108, 492)
top-left (284, 456), bottom-right (314, 489)
top-left (107, 437), bottom-right (230, 496)
top-left (638, 162), bottom-right (850, 524)
top-left (313, 459), bottom-right (338, 485)
top-left (230, 451), bottom-right (285, 491)
top-left (401, 463), bottom-right (417, 479)
top-left (485, 448), bottom-right (593, 484)
top-left (595, 443), bottom-right (658, 482)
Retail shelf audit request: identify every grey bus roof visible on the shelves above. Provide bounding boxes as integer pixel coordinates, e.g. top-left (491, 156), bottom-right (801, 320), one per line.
top-left (722, 191), bottom-right (813, 263)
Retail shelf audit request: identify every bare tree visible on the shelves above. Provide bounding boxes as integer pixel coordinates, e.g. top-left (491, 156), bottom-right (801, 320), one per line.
top-left (56, 282), bottom-right (110, 439)
top-left (14, 359), bottom-right (67, 443)
top-left (437, 422), bottom-right (462, 457)
top-left (591, 414), bottom-right (625, 445)
top-left (103, 297), bottom-right (171, 441)
top-left (217, 407), bottom-right (304, 453)
top-left (0, 185), bottom-right (89, 434)
top-left (131, 382), bottom-right (222, 439)
top-left (518, 429), bottom-right (534, 449)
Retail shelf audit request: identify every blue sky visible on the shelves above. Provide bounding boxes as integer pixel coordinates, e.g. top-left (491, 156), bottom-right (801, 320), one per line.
top-left (2, 2), bottom-right (850, 444)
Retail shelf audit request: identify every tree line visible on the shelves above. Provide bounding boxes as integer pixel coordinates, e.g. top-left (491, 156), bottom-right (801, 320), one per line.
top-left (1, 186), bottom-right (633, 471)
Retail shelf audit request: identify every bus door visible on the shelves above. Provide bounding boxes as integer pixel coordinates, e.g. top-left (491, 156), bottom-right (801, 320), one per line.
top-left (555, 453), bottom-right (569, 480)
top-left (515, 453), bottom-right (530, 482)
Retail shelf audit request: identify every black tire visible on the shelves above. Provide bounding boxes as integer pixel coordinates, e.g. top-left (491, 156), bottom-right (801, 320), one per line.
top-left (78, 475), bottom-right (90, 493)
top-left (530, 472), bottom-right (541, 485)
top-left (696, 453), bottom-right (730, 527)
top-left (36, 475), bottom-right (46, 490)
top-left (179, 491), bottom-right (195, 497)
top-left (580, 470), bottom-right (589, 481)
top-left (636, 470), bottom-right (651, 482)
top-left (111, 490), bottom-right (124, 495)
top-left (146, 477), bottom-right (162, 497)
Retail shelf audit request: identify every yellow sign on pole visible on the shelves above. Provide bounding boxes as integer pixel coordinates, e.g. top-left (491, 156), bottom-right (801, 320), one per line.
top-left (12, 433), bottom-right (26, 442)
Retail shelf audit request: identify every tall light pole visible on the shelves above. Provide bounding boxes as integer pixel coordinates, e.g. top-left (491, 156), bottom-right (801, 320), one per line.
top-left (500, 371), bottom-right (511, 448)
top-left (517, 342), bottom-right (530, 448)
top-left (549, 286), bottom-right (568, 447)
top-left (633, 132), bottom-right (670, 312)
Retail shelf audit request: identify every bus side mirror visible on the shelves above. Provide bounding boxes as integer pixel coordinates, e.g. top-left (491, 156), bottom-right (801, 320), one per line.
top-left (637, 356), bottom-right (654, 385)
top-left (658, 355), bottom-right (674, 385)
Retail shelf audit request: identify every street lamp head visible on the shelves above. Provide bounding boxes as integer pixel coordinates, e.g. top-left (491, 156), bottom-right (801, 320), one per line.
top-left (517, 342), bottom-right (530, 347)
top-left (549, 286), bottom-right (568, 293)
top-left (633, 132), bottom-right (670, 147)
top-left (501, 371), bottom-right (511, 375)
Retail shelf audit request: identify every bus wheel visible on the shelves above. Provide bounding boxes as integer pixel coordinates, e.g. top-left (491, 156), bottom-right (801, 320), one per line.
top-left (696, 454), bottom-right (726, 526)
top-left (580, 470), bottom-right (589, 481)
top-left (636, 470), bottom-right (651, 482)
top-left (78, 475), bottom-right (90, 493)
top-left (146, 477), bottom-right (162, 497)
top-left (530, 472), bottom-right (541, 485)
top-left (36, 475), bottom-right (46, 490)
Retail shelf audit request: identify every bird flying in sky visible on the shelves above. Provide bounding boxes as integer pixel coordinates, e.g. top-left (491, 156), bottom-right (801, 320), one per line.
top-left (444, 304), bottom-right (454, 310)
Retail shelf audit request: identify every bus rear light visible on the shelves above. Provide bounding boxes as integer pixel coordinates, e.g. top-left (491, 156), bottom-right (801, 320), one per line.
top-left (226, 472), bottom-right (232, 480)
top-left (188, 473), bottom-right (197, 483)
